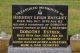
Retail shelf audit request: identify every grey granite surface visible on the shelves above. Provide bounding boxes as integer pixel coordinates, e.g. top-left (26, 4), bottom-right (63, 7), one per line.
top-left (8, 46), bottom-right (72, 53)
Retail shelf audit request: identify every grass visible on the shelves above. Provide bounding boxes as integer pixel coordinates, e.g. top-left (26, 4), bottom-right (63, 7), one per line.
top-left (0, 0), bottom-right (80, 36)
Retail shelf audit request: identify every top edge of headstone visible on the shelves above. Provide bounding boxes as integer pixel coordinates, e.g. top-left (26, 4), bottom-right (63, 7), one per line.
top-left (12, 4), bottom-right (68, 6)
